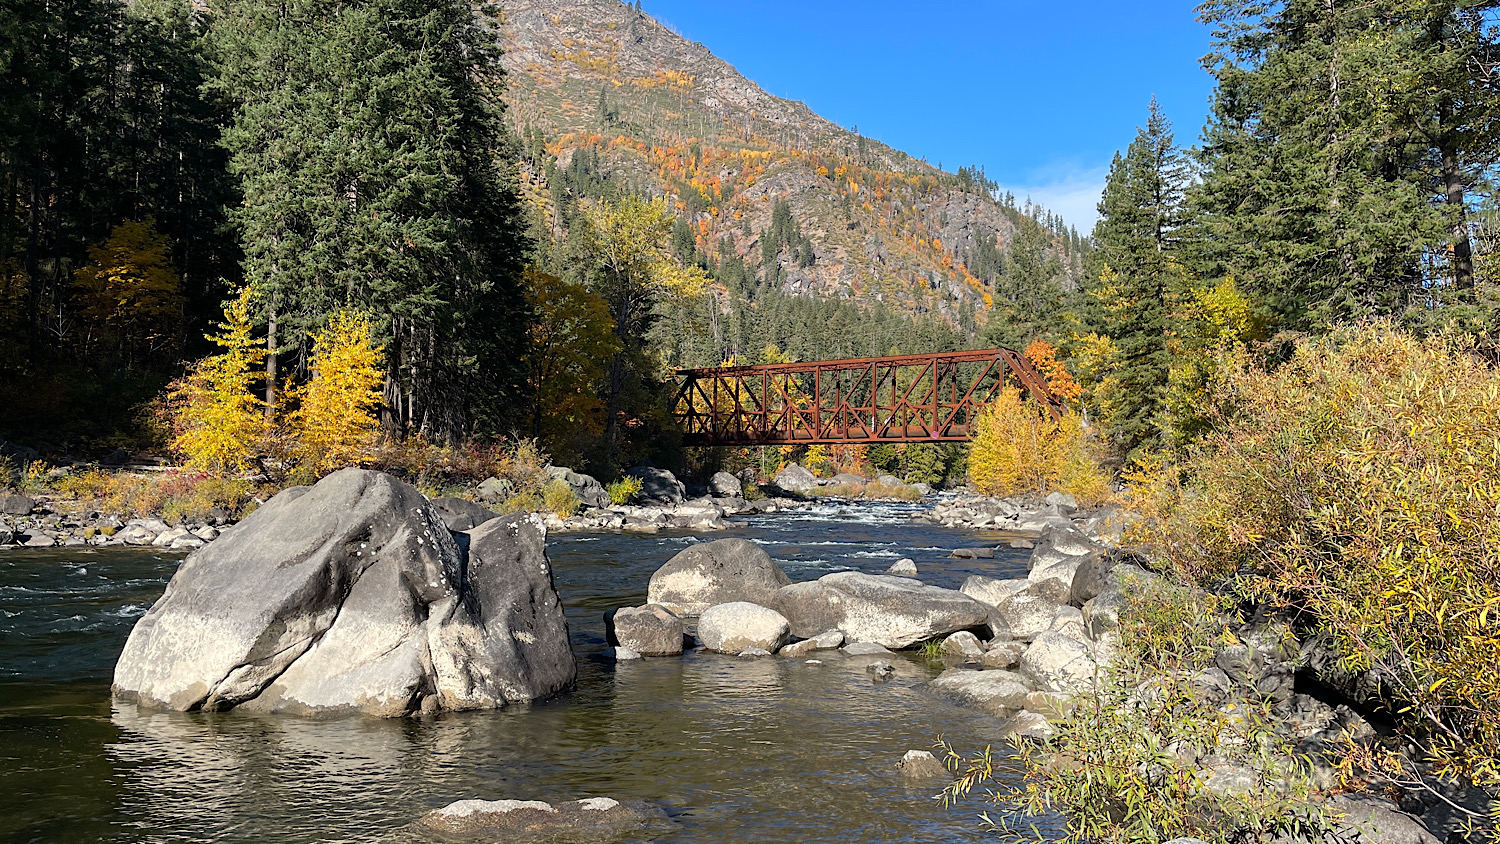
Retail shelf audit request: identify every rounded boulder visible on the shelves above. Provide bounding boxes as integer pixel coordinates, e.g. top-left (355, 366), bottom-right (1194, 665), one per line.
top-left (697, 602), bottom-right (791, 654)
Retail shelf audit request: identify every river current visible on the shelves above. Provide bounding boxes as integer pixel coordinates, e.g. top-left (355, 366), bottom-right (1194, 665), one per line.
top-left (0, 500), bottom-right (1063, 843)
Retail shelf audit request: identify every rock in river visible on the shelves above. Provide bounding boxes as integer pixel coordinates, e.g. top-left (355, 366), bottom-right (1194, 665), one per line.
top-left (697, 602), bottom-right (791, 654)
top-left (605, 604), bottom-right (684, 657)
top-left (412, 797), bottom-right (666, 843)
top-left (112, 468), bottom-right (575, 717)
top-left (773, 572), bottom-right (994, 649)
top-left (646, 538), bottom-right (791, 617)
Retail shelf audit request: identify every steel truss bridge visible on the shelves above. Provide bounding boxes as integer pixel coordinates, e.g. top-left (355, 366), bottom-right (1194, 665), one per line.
top-left (671, 348), bottom-right (1063, 447)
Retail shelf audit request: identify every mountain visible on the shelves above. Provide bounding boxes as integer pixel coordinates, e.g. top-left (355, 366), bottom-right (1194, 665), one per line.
top-left (497, 0), bottom-right (1087, 334)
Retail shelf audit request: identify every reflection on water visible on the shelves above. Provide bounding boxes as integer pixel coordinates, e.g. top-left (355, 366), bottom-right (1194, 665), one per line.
top-left (0, 502), bottom-right (1063, 843)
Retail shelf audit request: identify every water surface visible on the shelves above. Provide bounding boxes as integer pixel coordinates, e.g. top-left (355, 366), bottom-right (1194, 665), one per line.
top-left (0, 501), bottom-right (1060, 843)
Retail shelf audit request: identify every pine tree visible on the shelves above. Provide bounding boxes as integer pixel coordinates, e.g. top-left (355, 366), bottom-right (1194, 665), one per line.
top-left (1086, 100), bottom-right (1191, 458)
top-left (211, 0), bottom-right (529, 442)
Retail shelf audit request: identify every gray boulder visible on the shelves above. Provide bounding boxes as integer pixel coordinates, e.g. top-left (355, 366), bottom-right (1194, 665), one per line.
top-left (23, 533), bottom-right (54, 547)
top-left (707, 471), bottom-right (741, 498)
top-left (1, 494), bottom-right (36, 516)
top-left (928, 668), bottom-right (1033, 717)
top-left (999, 709), bottom-right (1055, 740)
top-left (112, 469), bottom-right (574, 717)
top-left (475, 476), bottom-right (515, 505)
top-left (940, 630), bottom-right (985, 661)
top-left (772, 572), bottom-right (993, 648)
top-left (827, 472), bottom-right (867, 487)
top-left (116, 525), bottom-right (157, 546)
top-left (605, 605), bottom-right (684, 657)
top-left (429, 497), bottom-right (500, 531)
top-left (548, 467), bottom-right (610, 509)
top-left (772, 463), bottom-right (819, 494)
top-left (625, 465), bottom-right (685, 505)
top-left (988, 584), bottom-right (1065, 642)
top-left (1019, 631), bottom-right (1099, 694)
top-left (843, 641), bottom-right (893, 656)
top-left (960, 575), bottom-right (1030, 608)
top-left (646, 538), bottom-right (791, 617)
top-left (412, 797), bottom-right (666, 844)
top-left (896, 749), bottom-right (949, 782)
top-left (778, 629), bottom-right (844, 657)
top-left (0, 527), bottom-right (12, 545)
top-left (697, 602), bottom-right (791, 654)
top-left (886, 558), bottom-right (917, 576)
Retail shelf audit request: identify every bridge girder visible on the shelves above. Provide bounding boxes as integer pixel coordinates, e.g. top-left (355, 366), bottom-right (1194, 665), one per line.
top-left (671, 348), bottom-right (1063, 447)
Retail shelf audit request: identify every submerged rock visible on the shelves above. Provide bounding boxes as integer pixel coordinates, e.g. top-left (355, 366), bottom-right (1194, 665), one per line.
top-left (411, 796), bottom-right (666, 843)
top-left (928, 668), bottom-right (1033, 717)
top-left (112, 469), bottom-right (575, 717)
top-left (772, 572), bottom-right (993, 649)
top-left (646, 538), bottom-right (791, 617)
top-left (896, 749), bottom-right (950, 782)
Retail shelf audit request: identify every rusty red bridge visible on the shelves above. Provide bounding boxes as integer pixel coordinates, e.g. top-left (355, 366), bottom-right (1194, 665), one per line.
top-left (671, 347), bottom-right (1063, 446)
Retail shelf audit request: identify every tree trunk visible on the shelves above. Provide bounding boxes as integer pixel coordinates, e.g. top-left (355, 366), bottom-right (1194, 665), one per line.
top-left (1439, 102), bottom-right (1475, 292)
top-left (264, 306), bottom-right (277, 421)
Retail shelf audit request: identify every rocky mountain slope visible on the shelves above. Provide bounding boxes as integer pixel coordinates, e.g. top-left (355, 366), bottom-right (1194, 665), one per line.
top-left (498, 0), bottom-right (1086, 329)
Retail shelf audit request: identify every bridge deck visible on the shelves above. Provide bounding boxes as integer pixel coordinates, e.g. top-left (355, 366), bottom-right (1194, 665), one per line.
top-left (671, 348), bottom-right (1062, 446)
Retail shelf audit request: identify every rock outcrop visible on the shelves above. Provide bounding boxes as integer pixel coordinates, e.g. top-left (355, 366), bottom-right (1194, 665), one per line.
top-left (646, 538), bottom-right (791, 616)
top-left (112, 468), bottom-right (575, 717)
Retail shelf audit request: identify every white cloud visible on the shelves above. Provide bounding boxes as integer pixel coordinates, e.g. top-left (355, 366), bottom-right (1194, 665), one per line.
top-left (997, 165), bottom-right (1110, 234)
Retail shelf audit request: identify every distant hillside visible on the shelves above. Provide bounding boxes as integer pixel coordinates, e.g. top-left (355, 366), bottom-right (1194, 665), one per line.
top-left (498, 0), bottom-right (1087, 335)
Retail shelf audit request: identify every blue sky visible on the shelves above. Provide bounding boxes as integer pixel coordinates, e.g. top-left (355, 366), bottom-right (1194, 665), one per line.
top-left (641, 0), bottom-right (1217, 232)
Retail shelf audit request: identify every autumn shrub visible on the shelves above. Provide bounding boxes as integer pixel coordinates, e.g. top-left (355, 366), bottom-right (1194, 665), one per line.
top-left (0, 457), bottom-right (16, 490)
top-left (1131, 323), bottom-right (1500, 794)
top-left (968, 387), bottom-right (1110, 504)
top-left (606, 476), bottom-right (642, 505)
top-left (286, 309), bottom-right (384, 476)
top-left (940, 580), bottom-right (1327, 844)
top-left (541, 479), bottom-right (580, 518)
top-left (55, 468), bottom-right (254, 521)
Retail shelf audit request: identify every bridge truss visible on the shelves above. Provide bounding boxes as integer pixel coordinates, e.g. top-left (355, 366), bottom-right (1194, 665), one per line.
top-left (671, 348), bottom-right (1063, 447)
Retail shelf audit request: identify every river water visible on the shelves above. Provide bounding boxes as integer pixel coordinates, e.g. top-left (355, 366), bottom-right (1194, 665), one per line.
top-left (0, 501), bottom-right (1063, 843)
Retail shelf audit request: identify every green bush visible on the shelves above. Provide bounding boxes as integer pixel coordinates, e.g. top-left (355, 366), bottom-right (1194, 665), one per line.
top-left (1131, 323), bottom-right (1500, 796)
top-left (606, 476), bottom-right (642, 505)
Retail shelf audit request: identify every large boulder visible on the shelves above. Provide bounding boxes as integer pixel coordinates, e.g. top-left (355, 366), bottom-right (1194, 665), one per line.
top-left (707, 471), bottom-right (742, 498)
top-left (429, 497), bottom-right (500, 531)
top-left (412, 797), bottom-right (666, 844)
top-left (1019, 631), bottom-right (1099, 694)
top-left (772, 572), bottom-right (993, 649)
top-left (697, 602), bottom-right (791, 654)
top-left (547, 467), bottom-right (610, 510)
top-left (112, 469), bottom-right (575, 717)
top-left (624, 465), bottom-right (685, 505)
top-left (986, 583), bottom-right (1065, 642)
top-left (928, 668), bottom-right (1033, 717)
top-left (0, 494), bottom-right (36, 516)
top-left (605, 605), bottom-right (684, 656)
top-left (646, 538), bottom-right (791, 617)
top-left (772, 463), bottom-right (819, 494)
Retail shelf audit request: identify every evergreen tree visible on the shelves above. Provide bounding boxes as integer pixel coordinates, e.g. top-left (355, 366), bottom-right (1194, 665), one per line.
top-left (211, 0), bottom-right (529, 442)
top-left (1087, 100), bottom-right (1192, 458)
top-left (1193, 0), bottom-right (1500, 330)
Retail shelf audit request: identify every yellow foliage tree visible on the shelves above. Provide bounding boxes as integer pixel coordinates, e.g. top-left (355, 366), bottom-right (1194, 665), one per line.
top-left (968, 387), bottom-right (1109, 504)
top-left (73, 219), bottom-right (183, 368)
top-left (167, 288), bottom-right (266, 474)
top-left (288, 309), bottom-right (385, 475)
top-left (1024, 338), bottom-right (1083, 406)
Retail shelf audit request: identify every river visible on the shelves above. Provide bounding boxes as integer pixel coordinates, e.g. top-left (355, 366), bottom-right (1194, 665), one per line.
top-left (0, 500), bottom-right (1064, 843)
